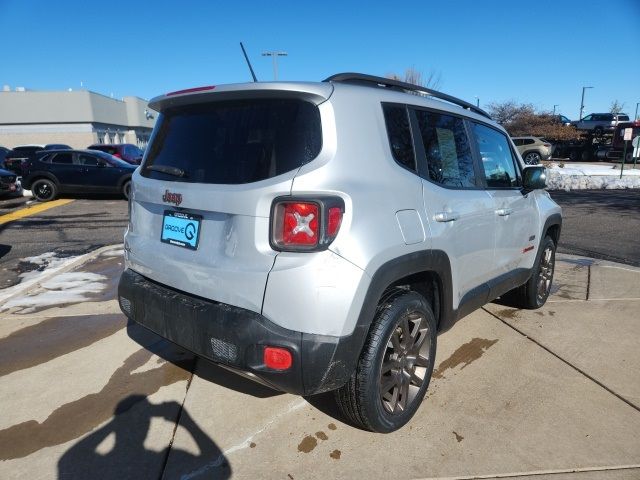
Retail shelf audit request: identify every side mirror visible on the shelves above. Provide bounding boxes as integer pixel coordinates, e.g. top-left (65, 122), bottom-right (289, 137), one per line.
top-left (523, 166), bottom-right (546, 191)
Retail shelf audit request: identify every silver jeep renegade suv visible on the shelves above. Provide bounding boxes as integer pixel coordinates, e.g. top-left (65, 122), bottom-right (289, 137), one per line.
top-left (118, 73), bottom-right (561, 433)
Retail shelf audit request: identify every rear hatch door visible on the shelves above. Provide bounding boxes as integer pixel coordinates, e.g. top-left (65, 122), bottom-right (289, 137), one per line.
top-left (126, 85), bottom-right (330, 314)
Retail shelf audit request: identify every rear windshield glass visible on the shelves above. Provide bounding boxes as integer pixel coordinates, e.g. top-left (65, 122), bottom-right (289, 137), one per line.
top-left (142, 99), bottom-right (322, 184)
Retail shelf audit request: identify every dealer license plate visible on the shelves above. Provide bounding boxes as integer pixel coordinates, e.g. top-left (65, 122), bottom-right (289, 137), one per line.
top-left (161, 211), bottom-right (202, 250)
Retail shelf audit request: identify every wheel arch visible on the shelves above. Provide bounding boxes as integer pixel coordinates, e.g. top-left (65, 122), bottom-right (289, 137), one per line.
top-left (542, 213), bottom-right (562, 246)
top-left (23, 172), bottom-right (59, 190)
top-left (117, 174), bottom-right (132, 189)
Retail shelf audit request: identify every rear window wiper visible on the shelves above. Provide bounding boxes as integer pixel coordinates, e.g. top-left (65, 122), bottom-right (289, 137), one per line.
top-left (144, 165), bottom-right (187, 178)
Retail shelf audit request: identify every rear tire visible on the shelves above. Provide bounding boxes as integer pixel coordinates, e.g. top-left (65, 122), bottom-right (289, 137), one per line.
top-left (523, 152), bottom-right (541, 165)
top-left (31, 178), bottom-right (58, 202)
top-left (502, 236), bottom-right (556, 309)
top-left (335, 291), bottom-right (437, 433)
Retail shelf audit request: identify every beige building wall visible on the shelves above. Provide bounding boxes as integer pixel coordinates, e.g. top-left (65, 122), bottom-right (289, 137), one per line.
top-left (0, 90), bottom-right (156, 149)
top-left (0, 131), bottom-right (98, 149)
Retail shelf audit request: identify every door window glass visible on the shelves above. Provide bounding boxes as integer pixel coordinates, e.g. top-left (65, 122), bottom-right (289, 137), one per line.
top-left (415, 110), bottom-right (477, 188)
top-left (78, 154), bottom-right (99, 166)
top-left (473, 123), bottom-right (520, 188)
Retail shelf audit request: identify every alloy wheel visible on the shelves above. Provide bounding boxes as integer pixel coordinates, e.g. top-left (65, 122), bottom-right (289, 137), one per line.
top-left (536, 246), bottom-right (555, 304)
top-left (379, 311), bottom-right (431, 414)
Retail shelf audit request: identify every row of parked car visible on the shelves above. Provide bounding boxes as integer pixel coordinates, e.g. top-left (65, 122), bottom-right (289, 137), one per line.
top-left (0, 143), bottom-right (144, 201)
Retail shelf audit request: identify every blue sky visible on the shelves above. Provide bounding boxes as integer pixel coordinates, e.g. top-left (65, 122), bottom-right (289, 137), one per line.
top-left (1, 0), bottom-right (638, 119)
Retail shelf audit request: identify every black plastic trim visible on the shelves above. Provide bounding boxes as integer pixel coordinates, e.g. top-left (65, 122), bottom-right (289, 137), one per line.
top-left (118, 268), bottom-right (364, 395)
top-left (324, 73), bottom-right (491, 119)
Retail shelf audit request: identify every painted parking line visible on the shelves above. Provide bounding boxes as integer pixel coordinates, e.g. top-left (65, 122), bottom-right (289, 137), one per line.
top-left (0, 199), bottom-right (74, 226)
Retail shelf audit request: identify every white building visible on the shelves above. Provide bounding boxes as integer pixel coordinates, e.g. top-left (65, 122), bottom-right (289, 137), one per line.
top-left (0, 88), bottom-right (156, 149)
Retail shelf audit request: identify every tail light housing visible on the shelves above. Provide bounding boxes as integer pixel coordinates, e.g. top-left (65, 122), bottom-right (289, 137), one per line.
top-left (270, 196), bottom-right (345, 252)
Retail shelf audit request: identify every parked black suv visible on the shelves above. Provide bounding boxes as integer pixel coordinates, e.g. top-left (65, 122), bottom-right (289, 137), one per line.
top-left (21, 150), bottom-right (136, 201)
top-left (3, 144), bottom-right (72, 175)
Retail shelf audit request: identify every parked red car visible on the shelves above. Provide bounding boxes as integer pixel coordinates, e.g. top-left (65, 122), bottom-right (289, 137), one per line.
top-left (87, 144), bottom-right (144, 165)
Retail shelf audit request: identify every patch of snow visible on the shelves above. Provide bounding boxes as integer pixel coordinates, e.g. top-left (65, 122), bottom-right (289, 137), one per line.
top-left (0, 252), bottom-right (82, 303)
top-left (101, 249), bottom-right (124, 258)
top-left (1, 272), bottom-right (107, 313)
top-left (545, 163), bottom-right (640, 191)
top-left (22, 189), bottom-right (32, 197)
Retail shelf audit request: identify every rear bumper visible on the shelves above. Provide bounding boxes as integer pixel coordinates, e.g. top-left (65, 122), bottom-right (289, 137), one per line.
top-left (118, 268), bottom-right (358, 395)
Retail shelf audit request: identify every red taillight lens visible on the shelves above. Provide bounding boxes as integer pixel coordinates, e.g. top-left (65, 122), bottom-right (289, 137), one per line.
top-left (282, 202), bottom-right (319, 246)
top-left (264, 347), bottom-right (292, 370)
top-left (271, 197), bottom-right (344, 252)
top-left (327, 207), bottom-right (342, 236)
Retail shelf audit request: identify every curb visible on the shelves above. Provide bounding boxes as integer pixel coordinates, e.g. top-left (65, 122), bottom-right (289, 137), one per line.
top-left (0, 243), bottom-right (123, 308)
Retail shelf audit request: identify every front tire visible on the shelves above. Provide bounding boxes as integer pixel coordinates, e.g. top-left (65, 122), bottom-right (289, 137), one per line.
top-left (31, 178), bottom-right (58, 202)
top-left (504, 236), bottom-right (556, 309)
top-left (335, 291), bottom-right (437, 432)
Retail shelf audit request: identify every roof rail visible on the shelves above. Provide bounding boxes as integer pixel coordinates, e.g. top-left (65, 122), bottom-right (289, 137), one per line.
top-left (323, 72), bottom-right (491, 119)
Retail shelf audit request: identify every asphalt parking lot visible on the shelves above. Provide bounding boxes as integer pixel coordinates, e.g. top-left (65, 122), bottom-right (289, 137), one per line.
top-left (0, 191), bottom-right (639, 479)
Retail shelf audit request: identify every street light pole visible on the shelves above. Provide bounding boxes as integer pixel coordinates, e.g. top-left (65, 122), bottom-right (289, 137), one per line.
top-left (635, 102), bottom-right (639, 121)
top-left (262, 51), bottom-right (288, 80)
top-left (474, 96), bottom-right (479, 108)
top-left (579, 86), bottom-right (593, 120)
top-left (553, 104), bottom-right (558, 116)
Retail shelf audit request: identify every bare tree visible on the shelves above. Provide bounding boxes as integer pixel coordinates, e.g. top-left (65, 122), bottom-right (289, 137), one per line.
top-left (609, 100), bottom-right (625, 114)
top-left (487, 100), bottom-right (581, 141)
top-left (386, 67), bottom-right (442, 90)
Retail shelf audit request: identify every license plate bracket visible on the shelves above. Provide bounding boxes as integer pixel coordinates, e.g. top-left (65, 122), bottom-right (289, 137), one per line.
top-left (161, 210), bottom-right (202, 250)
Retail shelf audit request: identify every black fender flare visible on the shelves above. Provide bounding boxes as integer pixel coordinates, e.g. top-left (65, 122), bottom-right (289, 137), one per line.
top-left (541, 213), bottom-right (562, 245)
top-left (302, 250), bottom-right (454, 394)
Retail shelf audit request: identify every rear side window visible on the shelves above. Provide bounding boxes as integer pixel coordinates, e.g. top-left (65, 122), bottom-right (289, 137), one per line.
top-left (143, 99), bottom-right (322, 184)
top-left (415, 110), bottom-right (477, 188)
top-left (382, 105), bottom-right (416, 172)
top-left (618, 115), bottom-right (629, 121)
top-left (473, 123), bottom-right (520, 188)
top-left (50, 153), bottom-right (74, 164)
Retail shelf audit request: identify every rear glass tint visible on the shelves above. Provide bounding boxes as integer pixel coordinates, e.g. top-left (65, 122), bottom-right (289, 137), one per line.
top-left (142, 99), bottom-right (322, 184)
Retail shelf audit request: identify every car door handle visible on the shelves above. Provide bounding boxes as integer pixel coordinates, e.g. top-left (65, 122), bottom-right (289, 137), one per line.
top-left (496, 208), bottom-right (513, 216)
top-left (434, 211), bottom-right (459, 222)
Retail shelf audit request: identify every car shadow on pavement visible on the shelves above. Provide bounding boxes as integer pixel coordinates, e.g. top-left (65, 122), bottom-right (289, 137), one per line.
top-left (57, 395), bottom-right (231, 480)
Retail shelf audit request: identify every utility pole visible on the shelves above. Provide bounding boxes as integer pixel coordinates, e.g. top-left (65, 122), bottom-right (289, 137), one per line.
top-left (579, 86), bottom-right (593, 120)
top-left (635, 102), bottom-right (639, 121)
top-left (553, 104), bottom-right (558, 116)
top-left (262, 51), bottom-right (288, 80)
top-left (474, 96), bottom-right (479, 108)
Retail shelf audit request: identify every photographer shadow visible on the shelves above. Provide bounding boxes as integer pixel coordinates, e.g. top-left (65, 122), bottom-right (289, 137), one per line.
top-left (57, 394), bottom-right (230, 480)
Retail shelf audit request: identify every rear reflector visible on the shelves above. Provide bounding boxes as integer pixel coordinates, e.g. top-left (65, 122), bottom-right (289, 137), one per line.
top-left (167, 85), bottom-right (216, 96)
top-left (264, 347), bottom-right (292, 370)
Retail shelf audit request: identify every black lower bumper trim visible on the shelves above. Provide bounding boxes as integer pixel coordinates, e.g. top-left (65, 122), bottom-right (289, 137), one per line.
top-left (118, 269), bottom-right (357, 395)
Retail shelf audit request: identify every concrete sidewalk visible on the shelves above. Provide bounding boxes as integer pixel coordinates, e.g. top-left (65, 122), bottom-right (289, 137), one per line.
top-left (0, 249), bottom-right (638, 479)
